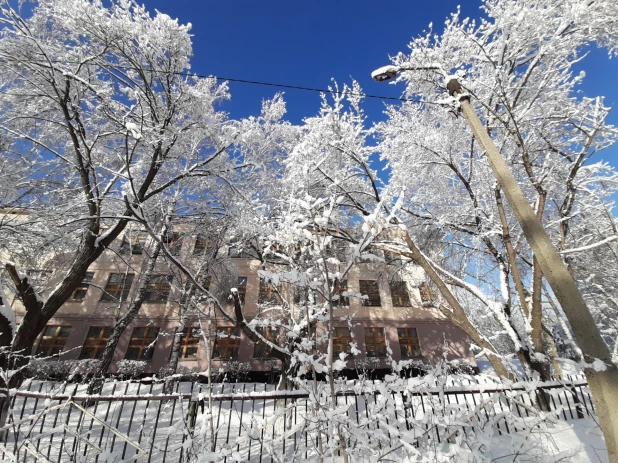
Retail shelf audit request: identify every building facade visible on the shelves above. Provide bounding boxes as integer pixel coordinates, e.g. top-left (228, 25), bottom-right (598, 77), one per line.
top-left (7, 229), bottom-right (476, 378)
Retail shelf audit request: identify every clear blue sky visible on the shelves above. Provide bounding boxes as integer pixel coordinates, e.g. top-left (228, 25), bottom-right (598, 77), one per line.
top-left (144, 0), bottom-right (618, 200)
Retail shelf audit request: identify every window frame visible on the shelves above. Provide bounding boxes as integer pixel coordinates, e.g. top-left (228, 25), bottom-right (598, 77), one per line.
top-left (397, 327), bottom-right (422, 358)
top-left (364, 327), bottom-right (387, 358)
top-left (253, 326), bottom-right (279, 359)
top-left (178, 327), bottom-right (201, 360)
top-left (79, 326), bottom-right (113, 359)
top-left (419, 283), bottom-right (432, 302)
top-left (100, 273), bottom-right (135, 302)
top-left (328, 279), bottom-right (349, 307)
top-left (236, 277), bottom-right (247, 304)
top-left (390, 281), bottom-right (411, 307)
top-left (258, 278), bottom-right (281, 305)
top-left (193, 234), bottom-right (208, 256)
top-left (333, 327), bottom-right (353, 358)
top-left (69, 272), bottom-right (94, 301)
top-left (359, 280), bottom-right (381, 307)
top-left (144, 274), bottom-right (173, 303)
top-left (36, 325), bottom-right (72, 357)
top-left (212, 327), bottom-right (241, 360)
top-left (125, 327), bottom-right (159, 361)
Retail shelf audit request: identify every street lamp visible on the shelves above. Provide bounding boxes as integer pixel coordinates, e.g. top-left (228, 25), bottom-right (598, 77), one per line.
top-left (372, 64), bottom-right (618, 463)
top-left (371, 65), bottom-right (399, 82)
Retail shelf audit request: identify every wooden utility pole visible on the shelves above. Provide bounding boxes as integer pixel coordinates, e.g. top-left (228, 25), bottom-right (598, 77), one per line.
top-left (447, 78), bottom-right (618, 463)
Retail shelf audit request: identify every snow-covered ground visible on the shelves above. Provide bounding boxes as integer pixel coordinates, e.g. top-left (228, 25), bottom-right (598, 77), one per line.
top-left (545, 419), bottom-right (608, 463)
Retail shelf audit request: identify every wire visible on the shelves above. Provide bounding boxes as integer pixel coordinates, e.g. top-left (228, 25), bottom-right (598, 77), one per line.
top-left (204, 75), bottom-right (433, 104)
top-left (1, 57), bottom-right (439, 104)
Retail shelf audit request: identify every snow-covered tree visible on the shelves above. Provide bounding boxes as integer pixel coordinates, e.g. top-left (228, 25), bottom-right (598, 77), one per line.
top-left (0, 0), bottom-right (237, 363)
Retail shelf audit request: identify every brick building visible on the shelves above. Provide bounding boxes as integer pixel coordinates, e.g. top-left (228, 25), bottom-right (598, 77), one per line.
top-left (6, 228), bottom-right (476, 378)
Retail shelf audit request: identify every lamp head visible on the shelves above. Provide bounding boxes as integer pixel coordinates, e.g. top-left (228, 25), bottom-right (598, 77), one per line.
top-left (371, 65), bottom-right (399, 82)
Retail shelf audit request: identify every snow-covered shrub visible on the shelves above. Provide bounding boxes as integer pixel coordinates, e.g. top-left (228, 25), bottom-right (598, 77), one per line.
top-left (115, 360), bottom-right (147, 380)
top-left (213, 361), bottom-right (250, 383)
top-left (68, 359), bottom-right (102, 381)
top-left (158, 364), bottom-right (199, 379)
top-left (24, 359), bottom-right (76, 380)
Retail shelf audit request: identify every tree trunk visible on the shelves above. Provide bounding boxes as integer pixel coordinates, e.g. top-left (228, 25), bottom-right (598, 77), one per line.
top-left (379, 230), bottom-right (514, 379)
top-left (453, 86), bottom-right (618, 463)
top-left (164, 308), bottom-right (190, 394)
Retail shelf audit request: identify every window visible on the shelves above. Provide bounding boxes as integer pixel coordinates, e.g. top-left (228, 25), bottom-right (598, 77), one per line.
top-left (179, 275), bottom-right (211, 306)
top-left (163, 232), bottom-right (183, 256)
top-left (419, 283), bottom-right (432, 302)
top-left (333, 327), bottom-right (352, 358)
top-left (390, 281), bottom-right (411, 307)
top-left (100, 273), bottom-right (134, 302)
top-left (253, 327), bottom-right (279, 359)
top-left (259, 278), bottom-right (281, 304)
top-left (179, 327), bottom-right (201, 360)
top-left (119, 231), bottom-right (148, 255)
top-left (36, 326), bottom-right (72, 357)
top-left (69, 272), bottom-right (94, 301)
top-left (236, 277), bottom-right (247, 304)
top-left (193, 234), bottom-right (208, 256)
top-left (398, 328), bottom-right (422, 358)
top-left (125, 327), bottom-right (159, 360)
top-left (364, 327), bottom-right (387, 358)
top-left (328, 279), bottom-right (349, 307)
top-left (80, 326), bottom-right (112, 359)
top-left (213, 327), bottom-right (240, 360)
top-left (359, 280), bottom-right (381, 306)
top-left (144, 275), bottom-right (172, 303)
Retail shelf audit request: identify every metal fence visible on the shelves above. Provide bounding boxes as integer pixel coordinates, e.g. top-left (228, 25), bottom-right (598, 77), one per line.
top-left (0, 375), bottom-right (594, 462)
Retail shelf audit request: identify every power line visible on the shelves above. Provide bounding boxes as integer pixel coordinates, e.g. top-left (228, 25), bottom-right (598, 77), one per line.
top-left (203, 75), bottom-right (433, 104)
top-left (2, 58), bottom-right (440, 104)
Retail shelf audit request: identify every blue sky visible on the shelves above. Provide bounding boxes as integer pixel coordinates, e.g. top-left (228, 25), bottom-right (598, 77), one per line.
top-left (144, 0), bottom-right (618, 199)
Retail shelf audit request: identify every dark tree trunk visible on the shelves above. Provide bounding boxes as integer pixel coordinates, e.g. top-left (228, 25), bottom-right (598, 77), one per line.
top-left (163, 309), bottom-right (189, 394)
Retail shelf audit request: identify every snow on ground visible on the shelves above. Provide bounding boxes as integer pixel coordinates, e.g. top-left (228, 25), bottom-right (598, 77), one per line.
top-left (539, 418), bottom-right (608, 463)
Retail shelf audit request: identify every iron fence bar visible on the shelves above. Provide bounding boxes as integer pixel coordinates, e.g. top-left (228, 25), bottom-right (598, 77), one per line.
top-left (258, 387), bottom-right (266, 463)
top-left (81, 383), bottom-right (102, 460)
top-left (95, 381), bottom-right (118, 463)
top-left (134, 382), bottom-right (154, 457)
top-left (160, 382), bottom-right (180, 463)
top-left (68, 396), bottom-right (88, 460)
top-left (109, 382), bottom-right (131, 457)
top-left (146, 390), bottom-right (165, 463)
top-left (45, 382), bottom-right (68, 461)
top-left (56, 383), bottom-right (79, 463)
top-left (213, 383), bottom-right (224, 456)
top-left (120, 381), bottom-right (142, 460)
top-left (247, 383), bottom-right (256, 462)
top-left (179, 381), bottom-right (196, 463)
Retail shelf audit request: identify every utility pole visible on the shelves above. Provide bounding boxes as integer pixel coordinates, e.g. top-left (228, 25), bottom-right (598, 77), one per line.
top-left (372, 65), bottom-right (618, 460)
top-left (446, 78), bottom-right (618, 462)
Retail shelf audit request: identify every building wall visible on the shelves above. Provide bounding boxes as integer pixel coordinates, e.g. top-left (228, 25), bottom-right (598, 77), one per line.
top-left (8, 232), bottom-right (477, 375)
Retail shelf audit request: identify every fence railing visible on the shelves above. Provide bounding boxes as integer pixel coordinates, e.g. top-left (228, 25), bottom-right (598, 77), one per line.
top-left (0, 375), bottom-right (594, 462)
